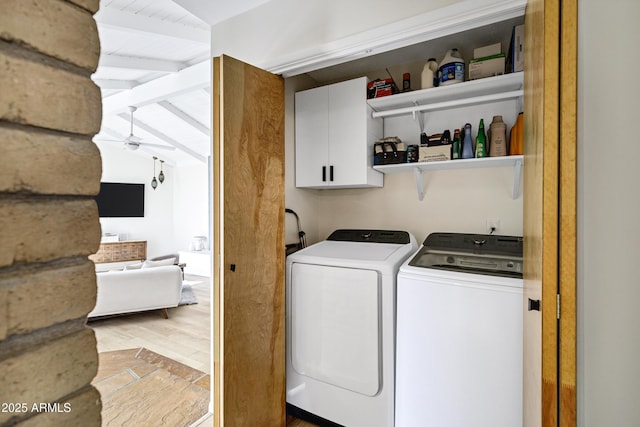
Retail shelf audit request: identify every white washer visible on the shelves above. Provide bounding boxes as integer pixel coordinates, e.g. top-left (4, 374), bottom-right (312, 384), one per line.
top-left (396, 233), bottom-right (524, 427)
top-left (286, 229), bottom-right (417, 427)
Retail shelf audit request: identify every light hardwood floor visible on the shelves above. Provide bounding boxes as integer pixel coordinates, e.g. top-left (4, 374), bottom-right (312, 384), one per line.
top-left (90, 275), bottom-right (316, 426)
top-left (90, 274), bottom-right (212, 374)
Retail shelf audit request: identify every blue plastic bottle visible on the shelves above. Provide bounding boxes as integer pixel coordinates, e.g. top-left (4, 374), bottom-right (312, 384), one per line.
top-left (462, 123), bottom-right (474, 159)
top-left (438, 49), bottom-right (465, 86)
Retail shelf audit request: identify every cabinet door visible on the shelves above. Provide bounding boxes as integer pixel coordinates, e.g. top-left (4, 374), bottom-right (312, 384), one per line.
top-left (328, 77), bottom-right (380, 187)
top-left (295, 77), bottom-right (382, 189)
top-left (295, 85), bottom-right (329, 187)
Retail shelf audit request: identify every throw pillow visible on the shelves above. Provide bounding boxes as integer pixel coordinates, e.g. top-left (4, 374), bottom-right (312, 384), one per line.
top-left (142, 258), bottom-right (176, 268)
top-left (123, 262), bottom-right (143, 271)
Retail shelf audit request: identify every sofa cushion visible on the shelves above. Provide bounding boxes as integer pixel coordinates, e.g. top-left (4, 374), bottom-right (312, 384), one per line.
top-left (142, 258), bottom-right (175, 268)
top-left (123, 262), bottom-right (143, 270)
top-left (89, 265), bottom-right (183, 318)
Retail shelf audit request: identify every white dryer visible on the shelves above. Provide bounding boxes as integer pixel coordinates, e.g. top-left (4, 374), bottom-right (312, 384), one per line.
top-left (286, 229), bottom-right (417, 427)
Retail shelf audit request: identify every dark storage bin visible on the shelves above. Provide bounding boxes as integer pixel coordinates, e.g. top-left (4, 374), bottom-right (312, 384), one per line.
top-left (374, 141), bottom-right (407, 165)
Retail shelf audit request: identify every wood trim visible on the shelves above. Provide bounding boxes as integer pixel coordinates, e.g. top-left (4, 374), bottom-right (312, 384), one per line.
top-left (559, 0), bottom-right (578, 424)
top-left (541, 3), bottom-right (560, 425)
top-left (524, 0), bottom-right (577, 425)
top-left (523, 0), bottom-right (559, 425)
top-left (212, 55), bottom-right (223, 426)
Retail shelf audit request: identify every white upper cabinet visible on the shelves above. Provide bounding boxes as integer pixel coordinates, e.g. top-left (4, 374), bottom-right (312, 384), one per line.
top-left (295, 77), bottom-right (383, 189)
top-left (295, 85), bottom-right (329, 187)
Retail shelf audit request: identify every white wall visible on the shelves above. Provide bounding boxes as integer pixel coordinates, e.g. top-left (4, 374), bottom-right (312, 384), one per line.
top-left (210, 0), bottom-right (461, 68)
top-left (314, 166), bottom-right (522, 242)
top-left (97, 143), bottom-right (208, 258)
top-left (173, 160), bottom-right (210, 251)
top-left (577, 1), bottom-right (640, 425)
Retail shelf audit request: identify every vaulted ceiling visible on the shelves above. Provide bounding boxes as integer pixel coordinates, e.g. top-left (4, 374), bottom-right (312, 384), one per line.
top-left (92, 0), bottom-right (271, 166)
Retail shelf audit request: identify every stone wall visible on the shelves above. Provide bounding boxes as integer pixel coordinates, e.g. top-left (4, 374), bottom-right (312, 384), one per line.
top-left (0, 0), bottom-right (103, 425)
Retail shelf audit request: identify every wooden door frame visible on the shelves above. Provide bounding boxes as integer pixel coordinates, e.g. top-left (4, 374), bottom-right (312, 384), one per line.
top-left (523, 0), bottom-right (577, 425)
top-left (558, 0), bottom-right (577, 424)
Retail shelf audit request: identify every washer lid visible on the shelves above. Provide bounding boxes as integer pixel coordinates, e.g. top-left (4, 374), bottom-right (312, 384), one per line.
top-left (420, 232), bottom-right (523, 257)
top-left (409, 233), bottom-right (523, 278)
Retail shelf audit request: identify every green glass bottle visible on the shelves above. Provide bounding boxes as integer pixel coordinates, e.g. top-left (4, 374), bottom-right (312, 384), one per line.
top-left (475, 118), bottom-right (487, 158)
top-left (452, 128), bottom-right (461, 159)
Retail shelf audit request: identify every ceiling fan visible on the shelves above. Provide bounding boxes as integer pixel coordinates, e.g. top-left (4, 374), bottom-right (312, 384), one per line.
top-left (97, 106), bottom-right (176, 151)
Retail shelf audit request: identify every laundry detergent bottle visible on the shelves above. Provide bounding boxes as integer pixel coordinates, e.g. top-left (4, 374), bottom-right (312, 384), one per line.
top-left (489, 115), bottom-right (508, 157)
top-left (421, 58), bottom-right (439, 89)
top-left (438, 48), bottom-right (465, 86)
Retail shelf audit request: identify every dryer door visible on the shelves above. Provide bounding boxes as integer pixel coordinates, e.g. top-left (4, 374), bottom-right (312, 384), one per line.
top-left (290, 262), bottom-right (381, 396)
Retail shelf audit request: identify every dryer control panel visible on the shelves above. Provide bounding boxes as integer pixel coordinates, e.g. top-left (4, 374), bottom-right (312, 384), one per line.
top-left (327, 229), bottom-right (411, 244)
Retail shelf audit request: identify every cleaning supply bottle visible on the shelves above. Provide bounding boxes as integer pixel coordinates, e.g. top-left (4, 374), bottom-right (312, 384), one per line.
top-left (403, 73), bottom-right (411, 91)
top-left (489, 115), bottom-right (508, 156)
top-left (509, 112), bottom-right (524, 155)
top-left (452, 128), bottom-right (461, 159)
top-left (421, 58), bottom-right (439, 89)
top-left (440, 129), bottom-right (452, 158)
top-left (475, 118), bottom-right (487, 158)
top-left (438, 49), bottom-right (465, 86)
top-left (462, 123), bottom-right (474, 159)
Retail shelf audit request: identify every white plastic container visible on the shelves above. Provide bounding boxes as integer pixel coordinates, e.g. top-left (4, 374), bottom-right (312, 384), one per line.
top-left (438, 48), bottom-right (465, 86)
top-left (421, 58), bottom-right (439, 89)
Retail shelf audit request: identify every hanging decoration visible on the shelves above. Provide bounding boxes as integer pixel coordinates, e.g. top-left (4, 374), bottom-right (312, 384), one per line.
top-left (159, 159), bottom-right (165, 184)
top-left (151, 156), bottom-right (158, 190)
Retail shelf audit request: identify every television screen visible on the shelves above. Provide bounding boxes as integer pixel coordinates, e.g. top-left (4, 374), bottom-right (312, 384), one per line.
top-left (95, 183), bottom-right (145, 217)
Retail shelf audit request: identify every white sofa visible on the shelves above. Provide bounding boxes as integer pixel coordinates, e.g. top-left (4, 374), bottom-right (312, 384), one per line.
top-left (89, 264), bottom-right (183, 319)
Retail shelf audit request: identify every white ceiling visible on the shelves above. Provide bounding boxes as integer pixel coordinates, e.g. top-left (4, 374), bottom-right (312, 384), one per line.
top-left (92, 0), bottom-right (270, 165)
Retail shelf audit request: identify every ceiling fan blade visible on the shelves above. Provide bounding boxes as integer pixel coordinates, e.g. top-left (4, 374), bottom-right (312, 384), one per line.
top-left (100, 107), bottom-right (176, 153)
top-left (94, 138), bottom-right (125, 143)
top-left (139, 142), bottom-right (176, 150)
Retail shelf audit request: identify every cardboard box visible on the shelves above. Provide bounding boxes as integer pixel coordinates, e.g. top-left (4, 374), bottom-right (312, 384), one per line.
top-left (419, 145), bottom-right (451, 162)
top-left (474, 42), bottom-right (501, 59)
top-left (469, 54), bottom-right (506, 80)
top-left (507, 24), bottom-right (525, 72)
top-left (367, 78), bottom-right (398, 99)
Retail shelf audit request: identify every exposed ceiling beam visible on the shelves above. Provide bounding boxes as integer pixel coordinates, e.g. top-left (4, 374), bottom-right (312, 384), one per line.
top-left (157, 100), bottom-right (210, 136)
top-left (93, 79), bottom-right (138, 90)
top-left (102, 60), bottom-right (210, 115)
top-left (95, 7), bottom-right (210, 44)
top-left (99, 54), bottom-right (185, 73)
top-left (117, 113), bottom-right (207, 163)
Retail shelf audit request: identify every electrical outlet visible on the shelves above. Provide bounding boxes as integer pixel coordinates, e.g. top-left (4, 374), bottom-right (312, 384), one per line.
top-left (486, 219), bottom-right (500, 234)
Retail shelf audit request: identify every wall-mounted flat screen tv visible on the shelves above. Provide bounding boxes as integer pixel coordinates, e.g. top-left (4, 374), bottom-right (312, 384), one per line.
top-left (95, 182), bottom-right (145, 218)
